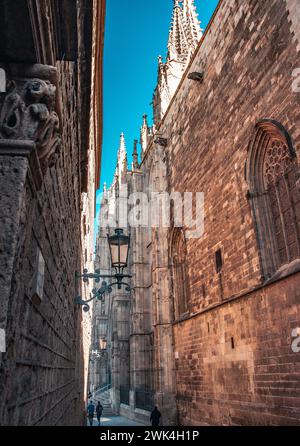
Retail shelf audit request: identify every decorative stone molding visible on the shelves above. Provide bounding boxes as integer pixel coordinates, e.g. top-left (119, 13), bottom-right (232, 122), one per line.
top-left (0, 64), bottom-right (61, 176)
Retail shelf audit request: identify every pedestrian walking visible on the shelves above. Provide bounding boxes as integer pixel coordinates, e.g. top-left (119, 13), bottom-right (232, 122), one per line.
top-left (150, 406), bottom-right (162, 427)
top-left (87, 400), bottom-right (95, 426)
top-left (96, 401), bottom-right (104, 426)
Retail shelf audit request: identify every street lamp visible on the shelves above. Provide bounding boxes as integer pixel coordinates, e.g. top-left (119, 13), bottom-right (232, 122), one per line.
top-left (108, 228), bottom-right (130, 272)
top-left (75, 228), bottom-right (132, 311)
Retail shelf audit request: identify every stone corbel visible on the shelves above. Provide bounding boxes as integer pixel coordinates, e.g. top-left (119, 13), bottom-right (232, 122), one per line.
top-left (0, 63), bottom-right (61, 189)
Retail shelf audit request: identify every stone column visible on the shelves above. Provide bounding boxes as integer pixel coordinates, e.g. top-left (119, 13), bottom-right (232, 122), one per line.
top-left (129, 168), bottom-right (154, 419)
top-left (0, 141), bottom-right (36, 361)
top-left (150, 140), bottom-right (177, 425)
top-left (110, 294), bottom-right (130, 414)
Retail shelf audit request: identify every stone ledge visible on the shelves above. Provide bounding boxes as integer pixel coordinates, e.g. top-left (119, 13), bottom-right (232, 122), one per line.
top-left (119, 404), bottom-right (150, 426)
top-left (265, 258), bottom-right (300, 285)
top-left (173, 261), bottom-right (300, 325)
top-left (3, 64), bottom-right (57, 84)
top-left (0, 140), bottom-right (43, 190)
top-left (0, 139), bottom-right (36, 154)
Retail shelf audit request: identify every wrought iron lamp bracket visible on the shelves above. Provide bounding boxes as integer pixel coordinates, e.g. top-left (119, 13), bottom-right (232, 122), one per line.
top-left (75, 270), bottom-right (132, 312)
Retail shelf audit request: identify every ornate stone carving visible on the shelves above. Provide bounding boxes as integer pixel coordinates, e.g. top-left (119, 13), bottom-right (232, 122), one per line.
top-left (0, 67), bottom-right (61, 173)
top-left (263, 139), bottom-right (293, 187)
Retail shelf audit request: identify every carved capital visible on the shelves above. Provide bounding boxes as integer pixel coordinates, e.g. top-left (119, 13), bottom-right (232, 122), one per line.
top-left (0, 64), bottom-right (61, 174)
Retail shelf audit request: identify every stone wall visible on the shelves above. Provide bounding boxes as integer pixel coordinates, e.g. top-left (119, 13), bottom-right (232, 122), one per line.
top-left (0, 62), bottom-right (85, 426)
top-left (0, 0), bottom-right (104, 426)
top-left (174, 275), bottom-right (300, 425)
top-left (94, 0), bottom-right (300, 426)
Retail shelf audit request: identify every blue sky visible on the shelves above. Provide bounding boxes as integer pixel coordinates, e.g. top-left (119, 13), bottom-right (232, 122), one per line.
top-left (97, 0), bottom-right (219, 214)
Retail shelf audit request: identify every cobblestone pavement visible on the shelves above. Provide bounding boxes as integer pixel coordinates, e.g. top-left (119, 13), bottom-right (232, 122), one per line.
top-left (87, 415), bottom-right (146, 427)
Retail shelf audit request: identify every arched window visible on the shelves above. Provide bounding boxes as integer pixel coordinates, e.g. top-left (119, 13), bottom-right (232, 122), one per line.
top-left (170, 229), bottom-right (190, 318)
top-left (246, 120), bottom-right (300, 279)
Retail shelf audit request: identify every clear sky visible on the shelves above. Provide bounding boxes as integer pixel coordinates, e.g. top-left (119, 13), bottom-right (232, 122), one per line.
top-left (97, 0), bottom-right (220, 215)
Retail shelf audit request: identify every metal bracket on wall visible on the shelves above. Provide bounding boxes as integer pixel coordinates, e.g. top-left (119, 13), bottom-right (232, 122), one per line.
top-left (75, 269), bottom-right (132, 312)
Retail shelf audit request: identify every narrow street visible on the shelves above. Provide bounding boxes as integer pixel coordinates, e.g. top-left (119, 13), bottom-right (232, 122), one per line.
top-left (1, 0), bottom-right (300, 430)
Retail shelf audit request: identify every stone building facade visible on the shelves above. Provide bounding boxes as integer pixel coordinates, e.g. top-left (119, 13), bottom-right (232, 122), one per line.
top-left (0, 0), bottom-right (105, 426)
top-left (92, 0), bottom-right (300, 426)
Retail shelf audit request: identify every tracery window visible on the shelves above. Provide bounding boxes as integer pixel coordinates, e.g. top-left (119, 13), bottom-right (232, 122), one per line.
top-left (246, 120), bottom-right (300, 279)
top-left (171, 229), bottom-right (190, 318)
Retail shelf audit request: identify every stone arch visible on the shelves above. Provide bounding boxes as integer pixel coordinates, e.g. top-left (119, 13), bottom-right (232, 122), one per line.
top-left (246, 119), bottom-right (300, 279)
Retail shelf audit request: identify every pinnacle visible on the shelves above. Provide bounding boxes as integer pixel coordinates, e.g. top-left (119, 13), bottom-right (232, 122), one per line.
top-left (173, 0), bottom-right (182, 8)
top-left (167, 0), bottom-right (199, 63)
top-left (118, 132), bottom-right (126, 155)
top-left (142, 114), bottom-right (148, 128)
top-left (132, 139), bottom-right (139, 169)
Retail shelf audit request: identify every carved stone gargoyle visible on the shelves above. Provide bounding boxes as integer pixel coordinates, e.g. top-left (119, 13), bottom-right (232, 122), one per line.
top-left (0, 65), bottom-right (61, 175)
top-left (154, 136), bottom-right (168, 147)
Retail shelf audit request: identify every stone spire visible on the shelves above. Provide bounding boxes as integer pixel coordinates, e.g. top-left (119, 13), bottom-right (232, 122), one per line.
top-left (153, 0), bottom-right (202, 125)
top-left (167, 0), bottom-right (188, 63)
top-left (182, 0), bottom-right (202, 53)
top-left (118, 132), bottom-right (126, 161)
top-left (139, 114), bottom-right (154, 156)
top-left (140, 114), bottom-right (149, 155)
top-left (132, 139), bottom-right (139, 170)
top-left (115, 132), bottom-right (127, 184)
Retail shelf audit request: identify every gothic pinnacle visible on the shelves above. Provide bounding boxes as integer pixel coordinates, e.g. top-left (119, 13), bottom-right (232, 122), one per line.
top-left (153, 0), bottom-right (202, 124)
top-left (142, 114), bottom-right (148, 127)
top-left (113, 132), bottom-right (127, 184)
top-left (183, 0), bottom-right (202, 47)
top-left (132, 139), bottom-right (139, 170)
top-left (118, 132), bottom-right (127, 160)
top-left (167, 0), bottom-right (188, 62)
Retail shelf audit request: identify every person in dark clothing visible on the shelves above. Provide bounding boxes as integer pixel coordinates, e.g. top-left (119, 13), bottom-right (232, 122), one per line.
top-left (96, 401), bottom-right (103, 426)
top-left (150, 406), bottom-right (162, 426)
top-left (87, 400), bottom-right (95, 426)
